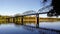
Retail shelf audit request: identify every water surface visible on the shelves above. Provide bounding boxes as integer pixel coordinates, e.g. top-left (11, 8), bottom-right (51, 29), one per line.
top-left (0, 22), bottom-right (60, 34)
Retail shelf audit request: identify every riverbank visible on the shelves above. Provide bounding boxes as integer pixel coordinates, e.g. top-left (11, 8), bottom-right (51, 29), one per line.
top-left (0, 16), bottom-right (60, 24)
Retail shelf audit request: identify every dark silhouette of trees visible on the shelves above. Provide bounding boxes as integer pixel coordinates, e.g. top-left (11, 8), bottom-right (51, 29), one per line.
top-left (47, 0), bottom-right (60, 17)
top-left (43, 0), bottom-right (47, 2)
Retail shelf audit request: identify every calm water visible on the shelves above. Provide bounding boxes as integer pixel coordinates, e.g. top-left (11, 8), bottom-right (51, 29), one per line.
top-left (0, 22), bottom-right (60, 34)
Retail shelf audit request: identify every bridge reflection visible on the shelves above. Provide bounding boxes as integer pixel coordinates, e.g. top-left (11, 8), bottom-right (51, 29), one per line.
top-left (23, 25), bottom-right (60, 34)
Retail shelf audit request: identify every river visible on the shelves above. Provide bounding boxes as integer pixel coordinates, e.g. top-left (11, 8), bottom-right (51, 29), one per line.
top-left (0, 22), bottom-right (60, 34)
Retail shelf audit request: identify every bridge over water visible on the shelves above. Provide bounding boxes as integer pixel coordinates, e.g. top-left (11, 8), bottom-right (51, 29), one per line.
top-left (13, 5), bottom-right (52, 28)
top-left (7, 5), bottom-right (56, 28)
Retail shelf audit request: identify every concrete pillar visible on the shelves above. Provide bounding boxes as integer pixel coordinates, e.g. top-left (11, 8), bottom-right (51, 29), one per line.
top-left (21, 16), bottom-right (23, 25)
top-left (13, 17), bottom-right (15, 23)
top-left (36, 14), bottom-right (39, 28)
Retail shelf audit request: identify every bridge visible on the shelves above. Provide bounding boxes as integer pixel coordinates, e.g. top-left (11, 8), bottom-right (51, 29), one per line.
top-left (5, 4), bottom-right (54, 28)
top-left (6, 5), bottom-right (51, 28)
top-left (12, 5), bottom-right (52, 28)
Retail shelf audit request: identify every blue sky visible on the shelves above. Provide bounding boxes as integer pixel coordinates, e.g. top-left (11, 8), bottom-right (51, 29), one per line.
top-left (0, 0), bottom-right (52, 16)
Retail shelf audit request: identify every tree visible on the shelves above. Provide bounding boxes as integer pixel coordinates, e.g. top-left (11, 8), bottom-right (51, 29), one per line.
top-left (47, 0), bottom-right (60, 17)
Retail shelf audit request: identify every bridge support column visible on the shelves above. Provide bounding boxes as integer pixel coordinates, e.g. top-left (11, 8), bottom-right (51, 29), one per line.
top-left (36, 14), bottom-right (39, 28)
top-left (21, 16), bottom-right (23, 25)
top-left (13, 17), bottom-right (15, 23)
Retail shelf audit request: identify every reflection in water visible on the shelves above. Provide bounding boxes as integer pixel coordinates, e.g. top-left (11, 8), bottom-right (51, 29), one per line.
top-left (23, 26), bottom-right (36, 32)
top-left (0, 23), bottom-right (60, 34)
top-left (23, 25), bottom-right (60, 34)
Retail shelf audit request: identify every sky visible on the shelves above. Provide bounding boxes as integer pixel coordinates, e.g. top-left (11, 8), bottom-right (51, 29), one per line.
top-left (0, 0), bottom-right (52, 17)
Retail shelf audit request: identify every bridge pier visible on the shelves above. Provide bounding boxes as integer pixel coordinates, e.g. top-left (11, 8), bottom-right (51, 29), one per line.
top-left (21, 16), bottom-right (23, 25)
top-left (13, 17), bottom-right (15, 23)
top-left (36, 14), bottom-right (39, 28)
